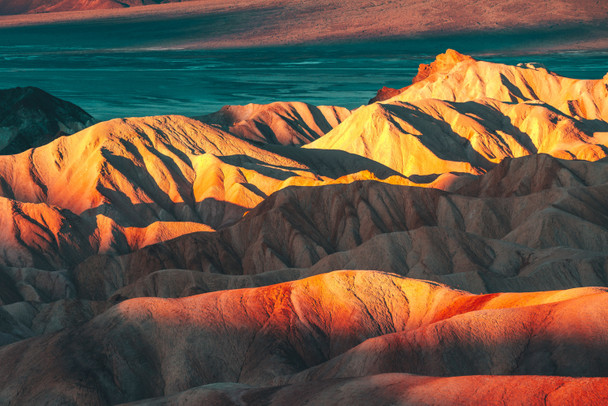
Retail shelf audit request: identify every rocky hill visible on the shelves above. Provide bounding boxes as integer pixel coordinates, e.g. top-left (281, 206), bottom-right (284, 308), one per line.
top-left (0, 86), bottom-right (95, 155)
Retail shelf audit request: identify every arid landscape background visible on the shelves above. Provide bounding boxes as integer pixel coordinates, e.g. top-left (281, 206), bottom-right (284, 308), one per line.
top-left (0, 0), bottom-right (608, 405)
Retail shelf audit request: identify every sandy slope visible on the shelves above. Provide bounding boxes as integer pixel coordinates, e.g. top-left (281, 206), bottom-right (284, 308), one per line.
top-left (69, 154), bottom-right (608, 301)
top-left (197, 102), bottom-right (351, 145)
top-left (123, 374), bottom-right (608, 406)
top-left (0, 112), bottom-right (405, 269)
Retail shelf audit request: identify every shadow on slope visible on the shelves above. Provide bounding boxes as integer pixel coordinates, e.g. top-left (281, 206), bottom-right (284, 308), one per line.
top-left (259, 145), bottom-right (405, 180)
top-left (71, 155), bottom-right (608, 300)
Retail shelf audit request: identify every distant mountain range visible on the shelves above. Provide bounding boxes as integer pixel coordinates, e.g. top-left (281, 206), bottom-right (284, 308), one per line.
top-left (0, 0), bottom-right (172, 15)
top-left (1, 0), bottom-right (607, 51)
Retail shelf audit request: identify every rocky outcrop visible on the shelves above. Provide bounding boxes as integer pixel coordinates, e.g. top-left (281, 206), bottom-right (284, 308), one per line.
top-left (0, 87), bottom-right (95, 155)
top-left (327, 50), bottom-right (608, 178)
top-left (393, 50), bottom-right (608, 124)
top-left (368, 86), bottom-right (405, 104)
top-left (412, 48), bottom-right (475, 84)
top-left (368, 50), bottom-right (474, 103)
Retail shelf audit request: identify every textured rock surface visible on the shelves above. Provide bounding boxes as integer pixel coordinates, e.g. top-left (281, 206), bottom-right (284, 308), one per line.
top-left (393, 50), bottom-right (608, 123)
top-left (0, 86), bottom-right (95, 155)
top-left (0, 53), bottom-right (606, 271)
top-left (0, 114), bottom-right (402, 269)
top-left (324, 50), bottom-right (608, 177)
top-left (2, 271), bottom-right (608, 405)
top-left (123, 374), bottom-right (608, 406)
top-left (70, 154), bottom-right (608, 301)
top-left (283, 285), bottom-right (608, 382)
top-left (197, 102), bottom-right (351, 145)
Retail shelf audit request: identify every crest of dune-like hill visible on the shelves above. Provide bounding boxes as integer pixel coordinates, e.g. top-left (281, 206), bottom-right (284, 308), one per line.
top-left (369, 49), bottom-right (474, 103)
top-left (393, 49), bottom-right (608, 122)
top-left (315, 50), bottom-right (608, 178)
top-left (197, 101), bottom-right (351, 145)
top-left (0, 114), bottom-right (343, 220)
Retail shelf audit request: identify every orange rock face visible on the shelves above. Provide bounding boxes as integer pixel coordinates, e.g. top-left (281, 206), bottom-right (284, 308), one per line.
top-left (412, 48), bottom-right (475, 84)
top-left (3, 271), bottom-right (608, 404)
top-left (0, 52), bottom-right (607, 405)
top-left (340, 49), bottom-right (608, 178)
top-left (369, 50), bottom-right (474, 103)
top-left (368, 86), bottom-right (406, 104)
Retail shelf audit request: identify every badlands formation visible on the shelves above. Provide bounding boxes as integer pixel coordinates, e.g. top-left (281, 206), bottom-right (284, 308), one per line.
top-left (0, 51), bottom-right (608, 404)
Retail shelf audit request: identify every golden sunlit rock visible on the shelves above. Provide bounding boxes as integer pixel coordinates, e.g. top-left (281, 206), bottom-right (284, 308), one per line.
top-left (323, 50), bottom-right (608, 177)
